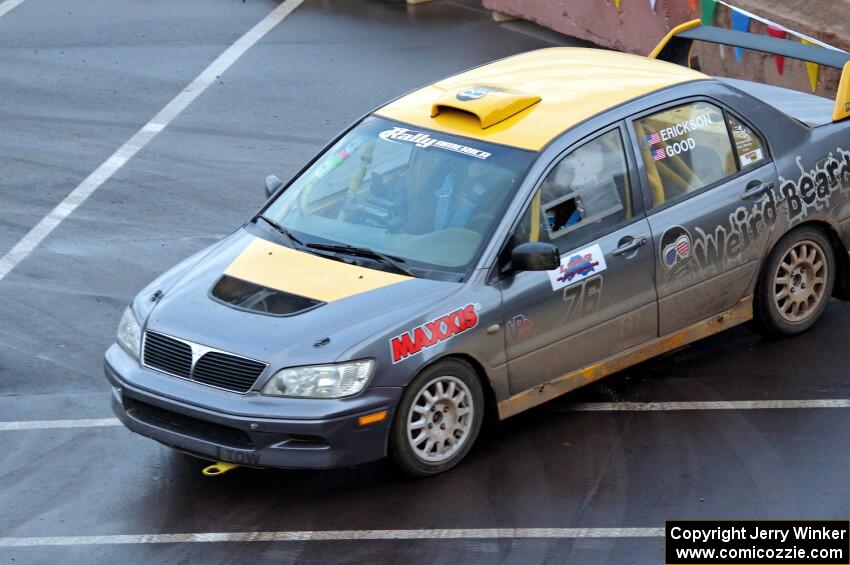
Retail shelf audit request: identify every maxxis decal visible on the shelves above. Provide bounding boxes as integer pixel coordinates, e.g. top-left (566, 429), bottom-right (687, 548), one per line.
top-left (390, 304), bottom-right (479, 364)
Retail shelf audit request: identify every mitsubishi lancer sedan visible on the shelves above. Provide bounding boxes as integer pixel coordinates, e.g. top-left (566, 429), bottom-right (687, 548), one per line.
top-left (106, 21), bottom-right (850, 476)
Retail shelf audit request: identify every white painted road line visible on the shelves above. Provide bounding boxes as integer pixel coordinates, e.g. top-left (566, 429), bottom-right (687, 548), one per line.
top-left (0, 418), bottom-right (120, 431)
top-left (567, 399), bottom-right (850, 411)
top-left (4, 398), bottom-right (850, 432)
top-left (0, 0), bottom-right (26, 19)
top-left (0, 528), bottom-right (664, 547)
top-left (0, 0), bottom-right (305, 282)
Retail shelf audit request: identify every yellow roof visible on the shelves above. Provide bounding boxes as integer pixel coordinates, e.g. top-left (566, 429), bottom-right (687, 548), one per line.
top-left (375, 47), bottom-right (708, 151)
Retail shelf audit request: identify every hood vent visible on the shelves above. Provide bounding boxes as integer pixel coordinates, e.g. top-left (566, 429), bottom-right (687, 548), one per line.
top-left (211, 275), bottom-right (322, 316)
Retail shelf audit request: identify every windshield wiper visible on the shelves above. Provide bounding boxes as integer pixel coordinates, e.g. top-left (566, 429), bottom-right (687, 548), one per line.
top-left (305, 243), bottom-right (415, 277)
top-left (257, 215), bottom-right (304, 247)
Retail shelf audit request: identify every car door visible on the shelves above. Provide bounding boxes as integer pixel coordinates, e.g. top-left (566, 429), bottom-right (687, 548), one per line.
top-left (497, 125), bottom-right (658, 395)
top-left (629, 99), bottom-right (780, 335)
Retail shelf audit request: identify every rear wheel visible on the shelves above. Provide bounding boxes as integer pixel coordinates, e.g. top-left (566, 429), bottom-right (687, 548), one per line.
top-left (754, 226), bottom-right (835, 337)
top-left (390, 359), bottom-right (484, 477)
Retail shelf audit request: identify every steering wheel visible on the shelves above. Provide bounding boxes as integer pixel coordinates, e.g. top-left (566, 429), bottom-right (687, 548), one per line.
top-left (467, 212), bottom-right (496, 234)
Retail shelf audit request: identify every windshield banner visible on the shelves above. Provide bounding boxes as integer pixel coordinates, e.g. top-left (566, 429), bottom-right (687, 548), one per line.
top-left (379, 126), bottom-right (492, 160)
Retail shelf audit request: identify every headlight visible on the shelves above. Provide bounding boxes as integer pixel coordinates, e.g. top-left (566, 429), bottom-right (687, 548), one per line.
top-left (116, 306), bottom-right (142, 359)
top-left (262, 360), bottom-right (374, 398)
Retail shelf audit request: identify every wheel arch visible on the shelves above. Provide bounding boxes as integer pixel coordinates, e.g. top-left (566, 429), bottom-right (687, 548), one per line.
top-left (757, 220), bottom-right (850, 300)
top-left (408, 352), bottom-right (500, 429)
top-left (797, 220), bottom-right (850, 300)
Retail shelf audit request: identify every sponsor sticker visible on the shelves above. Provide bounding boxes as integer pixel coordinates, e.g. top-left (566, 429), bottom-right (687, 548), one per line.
top-left (740, 147), bottom-right (764, 166)
top-left (660, 225), bottom-right (692, 270)
top-left (506, 314), bottom-right (533, 344)
top-left (390, 304), bottom-right (479, 363)
top-left (310, 137), bottom-right (366, 180)
top-left (456, 86), bottom-right (494, 101)
top-left (548, 243), bottom-right (607, 291)
top-left (379, 127), bottom-right (492, 160)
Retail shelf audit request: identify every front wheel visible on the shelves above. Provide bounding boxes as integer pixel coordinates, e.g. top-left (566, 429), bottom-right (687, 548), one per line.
top-left (390, 359), bottom-right (484, 477)
top-left (754, 226), bottom-right (836, 337)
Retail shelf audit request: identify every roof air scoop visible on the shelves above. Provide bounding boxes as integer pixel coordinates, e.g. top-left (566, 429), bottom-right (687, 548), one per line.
top-left (431, 85), bottom-right (541, 129)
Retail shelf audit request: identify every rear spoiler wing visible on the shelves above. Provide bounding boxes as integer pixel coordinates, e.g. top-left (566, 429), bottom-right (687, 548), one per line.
top-left (650, 19), bottom-right (850, 122)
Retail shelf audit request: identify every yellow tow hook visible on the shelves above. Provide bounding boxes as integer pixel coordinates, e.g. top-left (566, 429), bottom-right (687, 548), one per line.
top-left (202, 461), bottom-right (240, 476)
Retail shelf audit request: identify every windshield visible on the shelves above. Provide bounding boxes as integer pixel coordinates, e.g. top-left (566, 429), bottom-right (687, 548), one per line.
top-left (262, 116), bottom-right (536, 280)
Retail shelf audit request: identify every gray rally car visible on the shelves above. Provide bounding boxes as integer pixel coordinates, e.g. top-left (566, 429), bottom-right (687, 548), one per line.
top-left (106, 21), bottom-right (850, 476)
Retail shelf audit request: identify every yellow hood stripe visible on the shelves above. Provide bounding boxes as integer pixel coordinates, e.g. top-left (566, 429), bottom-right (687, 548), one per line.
top-left (224, 237), bottom-right (411, 303)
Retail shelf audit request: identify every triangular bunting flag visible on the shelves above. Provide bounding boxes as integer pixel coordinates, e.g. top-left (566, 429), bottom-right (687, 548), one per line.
top-left (650, 0), bottom-right (656, 13)
top-left (766, 25), bottom-right (786, 75)
top-left (700, 0), bottom-right (717, 25)
top-left (689, 0), bottom-right (697, 12)
top-left (730, 10), bottom-right (751, 61)
top-left (801, 39), bottom-right (819, 92)
top-left (614, 0), bottom-right (621, 7)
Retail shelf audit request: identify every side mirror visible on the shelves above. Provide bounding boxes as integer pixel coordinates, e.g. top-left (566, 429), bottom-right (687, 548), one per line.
top-left (264, 175), bottom-right (284, 198)
top-left (511, 242), bottom-right (560, 272)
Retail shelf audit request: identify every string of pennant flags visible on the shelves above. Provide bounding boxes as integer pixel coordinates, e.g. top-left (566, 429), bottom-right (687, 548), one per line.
top-left (611, 0), bottom-right (845, 92)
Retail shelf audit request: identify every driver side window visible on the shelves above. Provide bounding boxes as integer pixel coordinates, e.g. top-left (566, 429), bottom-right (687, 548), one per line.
top-left (513, 129), bottom-right (633, 254)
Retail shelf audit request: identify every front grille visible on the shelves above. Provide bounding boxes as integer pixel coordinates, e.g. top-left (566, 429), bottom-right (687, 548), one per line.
top-left (142, 330), bottom-right (267, 394)
top-left (124, 397), bottom-right (254, 449)
top-left (193, 351), bottom-right (267, 393)
top-left (144, 331), bottom-right (192, 378)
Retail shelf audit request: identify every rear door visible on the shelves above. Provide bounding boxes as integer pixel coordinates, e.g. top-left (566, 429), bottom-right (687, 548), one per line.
top-left (629, 99), bottom-right (779, 334)
top-left (497, 124), bottom-right (658, 395)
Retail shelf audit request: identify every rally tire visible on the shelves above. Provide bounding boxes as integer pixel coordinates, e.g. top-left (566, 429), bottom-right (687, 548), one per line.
top-left (753, 226), bottom-right (835, 337)
top-left (390, 359), bottom-right (484, 477)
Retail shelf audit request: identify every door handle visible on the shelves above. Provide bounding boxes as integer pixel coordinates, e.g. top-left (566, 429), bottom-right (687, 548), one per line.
top-left (611, 237), bottom-right (648, 256)
top-left (741, 180), bottom-right (774, 200)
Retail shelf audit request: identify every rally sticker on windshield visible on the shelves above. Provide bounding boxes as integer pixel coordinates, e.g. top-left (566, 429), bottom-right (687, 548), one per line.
top-left (379, 127), bottom-right (492, 160)
top-left (548, 243), bottom-right (607, 291)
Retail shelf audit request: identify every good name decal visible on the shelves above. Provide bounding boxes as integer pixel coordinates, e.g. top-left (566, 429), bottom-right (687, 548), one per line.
top-left (390, 304), bottom-right (479, 363)
top-left (644, 112), bottom-right (714, 161)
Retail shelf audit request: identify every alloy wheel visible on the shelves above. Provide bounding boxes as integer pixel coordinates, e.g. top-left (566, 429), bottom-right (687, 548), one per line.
top-left (406, 375), bottom-right (474, 463)
top-left (773, 239), bottom-right (828, 323)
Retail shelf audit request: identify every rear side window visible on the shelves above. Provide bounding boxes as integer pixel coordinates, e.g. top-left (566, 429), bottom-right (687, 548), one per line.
top-left (634, 101), bottom-right (737, 208)
top-left (726, 114), bottom-right (767, 168)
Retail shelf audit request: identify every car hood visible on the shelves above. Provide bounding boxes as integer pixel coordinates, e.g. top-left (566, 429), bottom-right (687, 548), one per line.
top-left (142, 228), bottom-right (463, 369)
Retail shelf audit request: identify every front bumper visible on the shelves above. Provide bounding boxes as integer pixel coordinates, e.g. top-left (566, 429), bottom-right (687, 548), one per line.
top-left (104, 344), bottom-right (402, 469)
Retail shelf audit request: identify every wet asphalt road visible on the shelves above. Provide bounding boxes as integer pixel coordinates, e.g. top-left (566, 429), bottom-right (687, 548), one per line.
top-left (2, 1), bottom-right (850, 563)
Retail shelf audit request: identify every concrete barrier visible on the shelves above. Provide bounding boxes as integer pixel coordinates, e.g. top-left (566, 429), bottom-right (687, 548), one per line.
top-left (481, 0), bottom-right (847, 96)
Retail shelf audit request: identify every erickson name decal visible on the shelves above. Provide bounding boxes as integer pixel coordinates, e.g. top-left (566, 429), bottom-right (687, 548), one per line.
top-left (379, 127), bottom-right (492, 160)
top-left (390, 304), bottom-right (479, 363)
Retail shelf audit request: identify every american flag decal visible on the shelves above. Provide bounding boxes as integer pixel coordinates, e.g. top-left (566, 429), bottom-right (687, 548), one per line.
top-left (651, 147), bottom-right (667, 161)
top-left (645, 132), bottom-right (661, 145)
